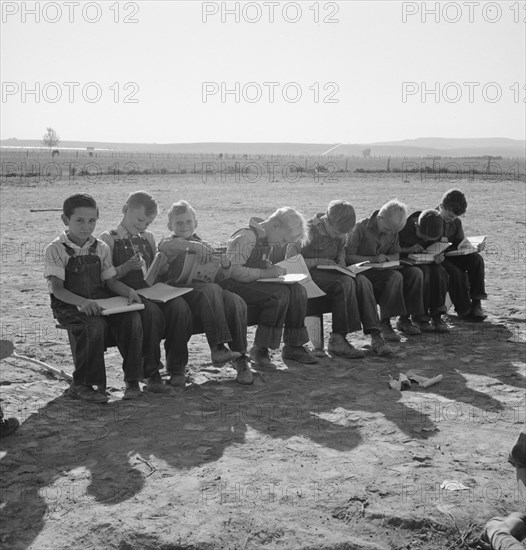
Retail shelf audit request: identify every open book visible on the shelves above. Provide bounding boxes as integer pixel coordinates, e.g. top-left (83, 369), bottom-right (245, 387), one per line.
top-left (257, 273), bottom-right (309, 284)
top-left (318, 260), bottom-right (399, 278)
top-left (168, 251), bottom-right (222, 285)
top-left (367, 260), bottom-right (400, 269)
top-left (141, 252), bottom-right (163, 287)
top-left (317, 264), bottom-right (358, 278)
top-left (78, 296), bottom-right (145, 316)
top-left (408, 241), bottom-right (451, 264)
top-left (317, 260), bottom-right (395, 277)
top-left (257, 254), bottom-right (326, 298)
top-left (445, 235), bottom-right (486, 256)
top-left (137, 283), bottom-right (193, 303)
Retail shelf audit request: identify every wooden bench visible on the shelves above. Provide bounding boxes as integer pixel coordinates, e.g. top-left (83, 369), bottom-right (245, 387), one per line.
top-left (191, 296), bottom-right (330, 350)
top-left (57, 297), bottom-right (331, 352)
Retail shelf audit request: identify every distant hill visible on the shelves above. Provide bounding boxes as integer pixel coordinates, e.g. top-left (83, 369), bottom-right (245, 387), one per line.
top-left (1, 137), bottom-right (524, 157)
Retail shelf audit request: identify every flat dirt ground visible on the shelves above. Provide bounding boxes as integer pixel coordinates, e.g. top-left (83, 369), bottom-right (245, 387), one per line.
top-left (0, 172), bottom-right (525, 550)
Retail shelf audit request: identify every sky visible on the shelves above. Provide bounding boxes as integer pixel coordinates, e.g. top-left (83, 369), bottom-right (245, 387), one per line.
top-left (1, 0), bottom-right (525, 143)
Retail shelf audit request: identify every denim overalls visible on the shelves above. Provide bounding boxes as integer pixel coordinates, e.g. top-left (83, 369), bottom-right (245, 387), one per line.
top-left (51, 240), bottom-right (109, 324)
top-left (50, 239), bottom-right (142, 388)
top-left (242, 227), bottom-right (273, 269)
top-left (109, 231), bottom-right (154, 290)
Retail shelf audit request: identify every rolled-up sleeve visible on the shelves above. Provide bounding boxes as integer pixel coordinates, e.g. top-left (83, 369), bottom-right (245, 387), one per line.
top-left (226, 230), bottom-right (263, 282)
top-left (44, 243), bottom-right (66, 281)
top-left (98, 231), bottom-right (114, 251)
top-left (98, 243), bottom-right (117, 281)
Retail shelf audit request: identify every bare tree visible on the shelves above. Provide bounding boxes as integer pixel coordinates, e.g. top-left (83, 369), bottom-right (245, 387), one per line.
top-left (362, 148), bottom-right (371, 159)
top-left (42, 127), bottom-right (60, 150)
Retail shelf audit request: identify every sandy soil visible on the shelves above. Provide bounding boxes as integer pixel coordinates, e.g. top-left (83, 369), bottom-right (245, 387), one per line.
top-left (0, 173), bottom-right (525, 550)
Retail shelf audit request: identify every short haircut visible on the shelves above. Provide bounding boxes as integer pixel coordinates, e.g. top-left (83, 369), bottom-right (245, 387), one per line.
top-left (167, 200), bottom-right (197, 229)
top-left (126, 191), bottom-right (158, 216)
top-left (441, 189), bottom-right (467, 216)
top-left (378, 199), bottom-right (408, 231)
top-left (418, 209), bottom-right (443, 239)
top-left (268, 206), bottom-right (307, 243)
top-left (63, 193), bottom-right (98, 218)
top-left (326, 200), bottom-right (356, 233)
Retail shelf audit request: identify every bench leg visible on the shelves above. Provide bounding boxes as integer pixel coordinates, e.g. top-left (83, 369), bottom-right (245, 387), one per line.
top-left (305, 315), bottom-right (324, 351)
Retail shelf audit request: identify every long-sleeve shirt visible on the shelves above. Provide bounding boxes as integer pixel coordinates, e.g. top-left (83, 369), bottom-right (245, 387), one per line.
top-left (436, 206), bottom-right (465, 249)
top-left (301, 213), bottom-right (346, 266)
top-left (345, 210), bottom-right (400, 263)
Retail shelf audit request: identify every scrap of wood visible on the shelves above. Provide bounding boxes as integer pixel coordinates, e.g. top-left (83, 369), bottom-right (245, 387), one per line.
top-left (12, 352), bottom-right (73, 381)
top-left (30, 208), bottom-right (62, 212)
top-left (136, 456), bottom-right (157, 477)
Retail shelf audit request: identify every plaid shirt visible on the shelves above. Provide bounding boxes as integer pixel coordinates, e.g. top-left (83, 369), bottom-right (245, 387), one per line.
top-left (301, 213), bottom-right (346, 265)
top-left (345, 210), bottom-right (401, 259)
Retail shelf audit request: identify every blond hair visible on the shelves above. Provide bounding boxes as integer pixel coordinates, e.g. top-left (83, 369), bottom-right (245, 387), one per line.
top-left (268, 206), bottom-right (307, 244)
top-left (378, 200), bottom-right (408, 232)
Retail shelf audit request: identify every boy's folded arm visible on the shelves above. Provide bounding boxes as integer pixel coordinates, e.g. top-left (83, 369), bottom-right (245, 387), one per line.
top-left (158, 236), bottom-right (210, 262)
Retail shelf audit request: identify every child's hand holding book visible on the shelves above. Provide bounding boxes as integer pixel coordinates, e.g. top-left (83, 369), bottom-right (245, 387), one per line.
top-left (128, 289), bottom-right (142, 305)
top-left (78, 299), bottom-right (104, 316)
top-left (433, 252), bottom-right (445, 264)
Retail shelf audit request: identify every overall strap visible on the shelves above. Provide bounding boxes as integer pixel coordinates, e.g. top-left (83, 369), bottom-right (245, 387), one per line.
top-left (88, 238), bottom-right (99, 255)
top-left (61, 243), bottom-right (76, 257)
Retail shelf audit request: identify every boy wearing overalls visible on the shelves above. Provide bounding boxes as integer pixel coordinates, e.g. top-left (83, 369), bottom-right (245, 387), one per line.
top-left (44, 194), bottom-right (143, 403)
top-left (220, 207), bottom-right (317, 368)
top-left (99, 191), bottom-right (193, 390)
